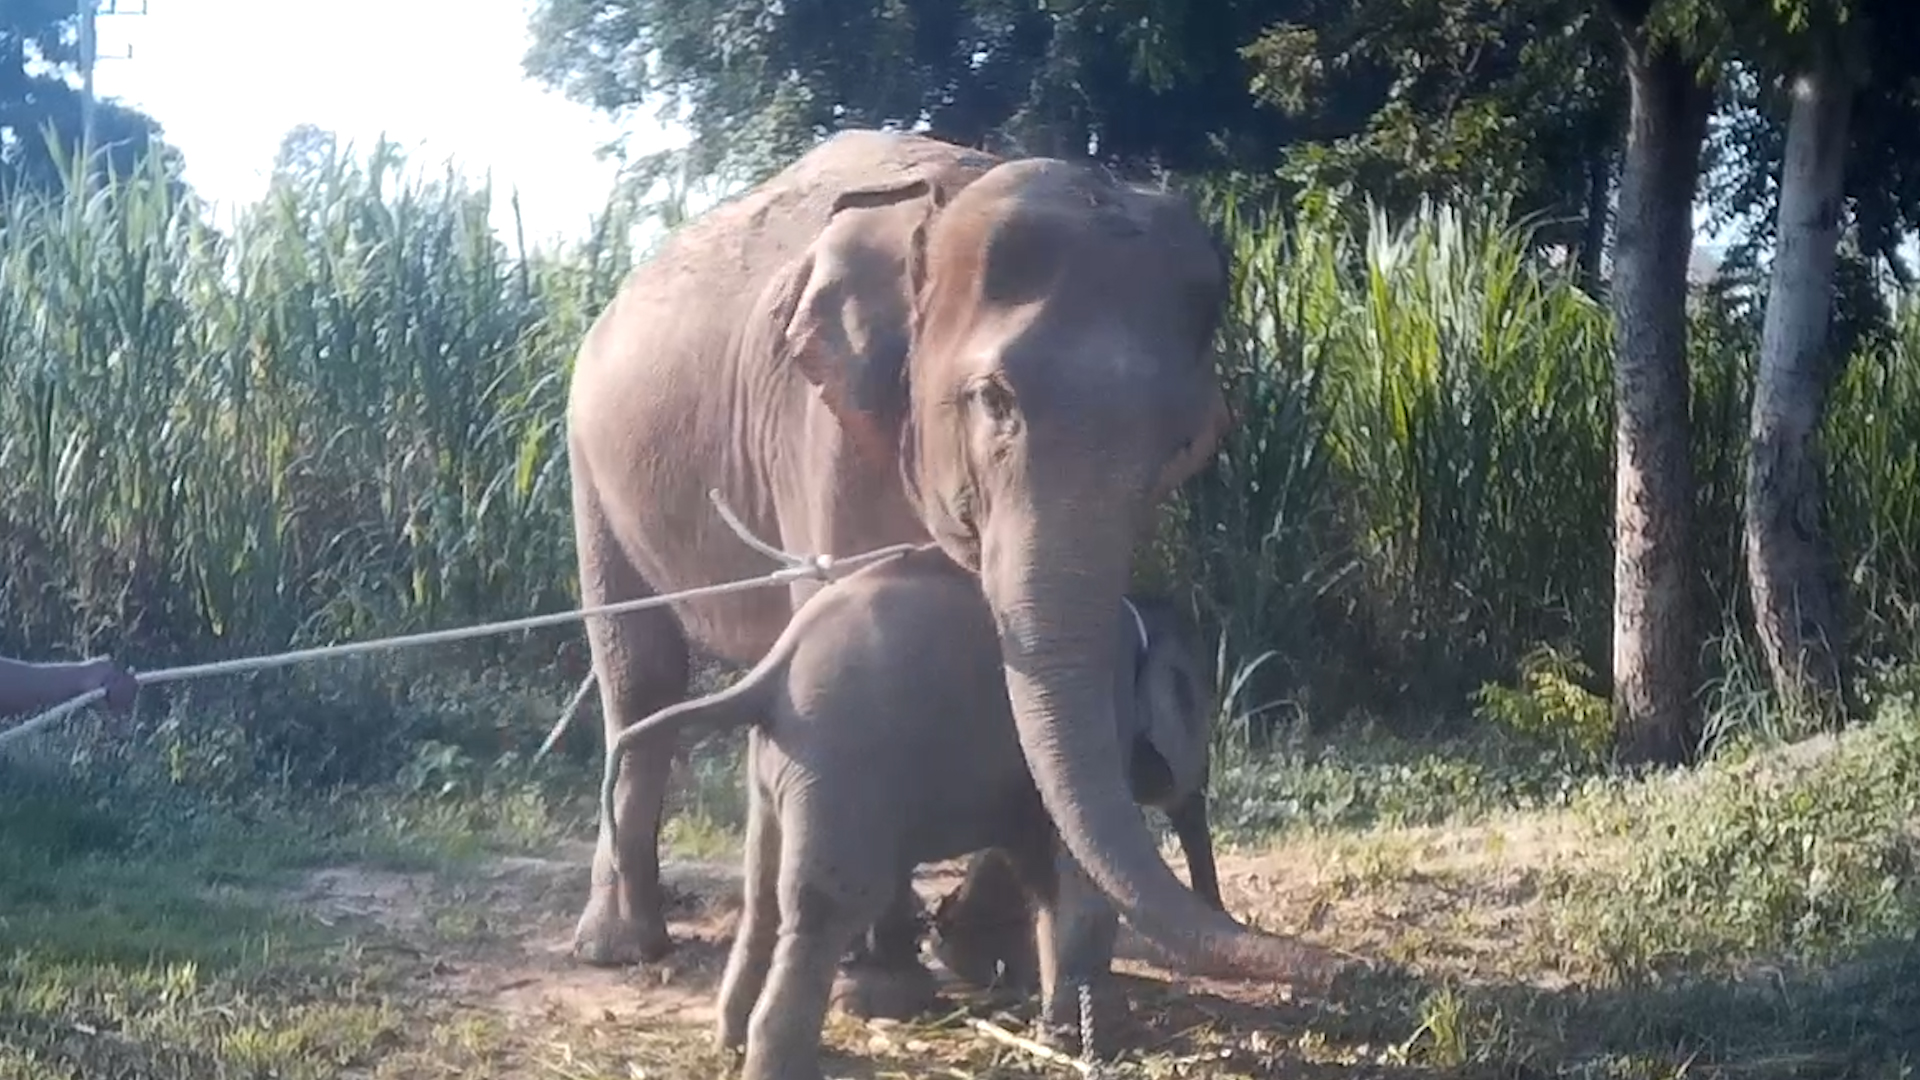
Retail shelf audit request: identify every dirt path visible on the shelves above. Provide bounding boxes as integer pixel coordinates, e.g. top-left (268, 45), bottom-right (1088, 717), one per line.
top-left (285, 838), bottom-right (1436, 1078)
top-left (270, 821), bottom-right (1596, 1079)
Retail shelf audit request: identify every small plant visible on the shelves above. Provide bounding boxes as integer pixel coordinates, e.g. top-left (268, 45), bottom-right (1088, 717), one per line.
top-left (1473, 645), bottom-right (1614, 764)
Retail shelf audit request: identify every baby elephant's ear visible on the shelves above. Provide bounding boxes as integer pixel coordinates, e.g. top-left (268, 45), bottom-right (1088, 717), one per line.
top-left (1141, 664), bottom-right (1209, 796)
top-left (767, 179), bottom-right (942, 468)
top-left (1134, 604), bottom-right (1214, 798)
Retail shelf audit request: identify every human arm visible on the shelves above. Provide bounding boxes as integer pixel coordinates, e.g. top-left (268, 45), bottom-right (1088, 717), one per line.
top-left (0, 657), bottom-right (138, 717)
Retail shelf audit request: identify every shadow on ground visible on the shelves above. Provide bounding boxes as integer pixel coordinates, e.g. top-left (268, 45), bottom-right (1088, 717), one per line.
top-left (330, 849), bottom-right (1920, 1079)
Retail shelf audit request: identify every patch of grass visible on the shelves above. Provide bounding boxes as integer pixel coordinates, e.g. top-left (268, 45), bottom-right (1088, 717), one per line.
top-left (1310, 946), bottom-right (1920, 1080)
top-left (1155, 691), bottom-right (1920, 1079)
top-left (5, 672), bottom-right (1918, 1080)
top-left (0, 763), bottom-right (410, 1079)
top-left (1558, 704), bottom-right (1920, 981)
top-left (1205, 720), bottom-right (1605, 844)
top-left (0, 686), bottom-right (621, 1080)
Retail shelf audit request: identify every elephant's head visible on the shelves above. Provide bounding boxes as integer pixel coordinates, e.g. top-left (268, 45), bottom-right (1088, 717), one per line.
top-left (769, 142), bottom-right (1345, 987)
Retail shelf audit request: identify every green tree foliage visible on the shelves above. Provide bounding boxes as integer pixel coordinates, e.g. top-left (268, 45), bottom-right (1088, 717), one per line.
top-left (0, 0), bottom-right (173, 194)
top-left (1241, 0), bottom-right (1626, 274)
top-left (522, 0), bottom-right (1631, 282)
top-left (522, 0), bottom-right (1385, 187)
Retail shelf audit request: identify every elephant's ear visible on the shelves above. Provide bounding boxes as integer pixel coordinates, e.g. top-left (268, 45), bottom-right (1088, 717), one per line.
top-left (771, 178), bottom-right (944, 466)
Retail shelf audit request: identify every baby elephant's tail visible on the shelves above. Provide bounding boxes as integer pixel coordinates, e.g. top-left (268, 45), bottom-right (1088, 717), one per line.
top-left (600, 646), bottom-right (786, 851)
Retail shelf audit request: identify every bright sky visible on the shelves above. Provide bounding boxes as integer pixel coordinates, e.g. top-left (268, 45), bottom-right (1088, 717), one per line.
top-left (91, 0), bottom-right (680, 248)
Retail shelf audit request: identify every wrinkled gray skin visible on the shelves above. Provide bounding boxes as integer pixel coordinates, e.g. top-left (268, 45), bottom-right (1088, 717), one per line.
top-left (600, 549), bottom-right (1219, 1079)
top-left (566, 127), bottom-right (1349, 993)
top-left (929, 591), bottom-right (1224, 995)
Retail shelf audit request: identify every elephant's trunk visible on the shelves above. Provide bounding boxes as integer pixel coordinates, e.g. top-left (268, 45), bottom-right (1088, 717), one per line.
top-left (983, 516), bottom-right (1347, 988)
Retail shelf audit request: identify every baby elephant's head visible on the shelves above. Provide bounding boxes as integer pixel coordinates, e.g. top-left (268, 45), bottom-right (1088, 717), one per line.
top-left (1117, 595), bottom-right (1216, 810)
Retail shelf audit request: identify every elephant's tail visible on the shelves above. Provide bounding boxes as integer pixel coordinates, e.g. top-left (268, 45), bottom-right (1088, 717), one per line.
top-left (599, 612), bottom-right (803, 851)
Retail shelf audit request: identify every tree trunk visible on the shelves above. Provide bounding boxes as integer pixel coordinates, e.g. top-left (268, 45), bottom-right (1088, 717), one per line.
top-left (1578, 147), bottom-right (1612, 295)
top-left (1608, 31), bottom-right (1712, 766)
top-left (1745, 60), bottom-right (1855, 732)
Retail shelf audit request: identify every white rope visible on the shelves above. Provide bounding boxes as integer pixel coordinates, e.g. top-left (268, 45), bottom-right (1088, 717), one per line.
top-left (527, 489), bottom-right (906, 763)
top-left (0, 490), bottom-right (922, 752)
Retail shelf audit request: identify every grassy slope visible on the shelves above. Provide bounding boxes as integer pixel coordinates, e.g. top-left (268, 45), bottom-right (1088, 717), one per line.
top-left (1, 698), bottom-right (1916, 1080)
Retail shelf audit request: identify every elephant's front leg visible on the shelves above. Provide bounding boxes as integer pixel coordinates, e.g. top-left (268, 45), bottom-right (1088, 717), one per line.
top-left (1030, 848), bottom-right (1129, 1061)
top-left (1167, 787), bottom-right (1225, 911)
top-left (831, 882), bottom-right (938, 1020)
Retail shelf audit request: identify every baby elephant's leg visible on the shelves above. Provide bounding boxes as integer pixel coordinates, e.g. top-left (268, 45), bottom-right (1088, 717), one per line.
top-left (1025, 846), bottom-right (1129, 1061)
top-left (715, 779), bottom-right (781, 1051)
top-left (741, 827), bottom-right (886, 1080)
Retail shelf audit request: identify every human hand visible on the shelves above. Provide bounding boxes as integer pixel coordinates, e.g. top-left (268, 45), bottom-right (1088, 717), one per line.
top-left (77, 657), bottom-right (139, 713)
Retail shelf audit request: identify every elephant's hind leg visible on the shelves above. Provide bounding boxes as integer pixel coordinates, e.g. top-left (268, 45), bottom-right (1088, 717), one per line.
top-left (570, 482), bottom-right (694, 966)
top-left (717, 771), bottom-right (781, 1050)
top-left (742, 838), bottom-right (882, 1080)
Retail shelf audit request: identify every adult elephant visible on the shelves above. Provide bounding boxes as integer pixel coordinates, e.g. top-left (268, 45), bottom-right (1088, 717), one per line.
top-left (567, 129), bottom-right (1342, 990)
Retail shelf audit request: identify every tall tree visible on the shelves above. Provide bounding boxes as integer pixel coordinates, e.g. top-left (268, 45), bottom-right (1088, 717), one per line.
top-left (522, 0), bottom-right (1367, 188)
top-left (1604, 0), bottom-right (1714, 765)
top-left (1744, 52), bottom-right (1854, 732)
top-left (1241, 0), bottom-right (1628, 282)
top-left (1737, 0), bottom-right (1920, 731)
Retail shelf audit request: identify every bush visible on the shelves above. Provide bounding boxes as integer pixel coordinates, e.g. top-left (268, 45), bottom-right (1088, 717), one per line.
top-left (1561, 705), bottom-right (1920, 977)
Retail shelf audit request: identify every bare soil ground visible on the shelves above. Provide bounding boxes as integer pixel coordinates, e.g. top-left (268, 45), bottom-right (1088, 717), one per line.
top-left (274, 820), bottom-right (1593, 1080)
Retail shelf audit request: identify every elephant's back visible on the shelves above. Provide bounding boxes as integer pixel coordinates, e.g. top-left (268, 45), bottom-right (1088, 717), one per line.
top-left (572, 130), bottom-right (1000, 392)
top-left (791, 550), bottom-right (1017, 753)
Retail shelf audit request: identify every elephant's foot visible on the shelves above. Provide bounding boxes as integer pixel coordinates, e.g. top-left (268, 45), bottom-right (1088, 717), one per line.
top-left (830, 961), bottom-right (940, 1021)
top-left (571, 883), bottom-right (673, 967)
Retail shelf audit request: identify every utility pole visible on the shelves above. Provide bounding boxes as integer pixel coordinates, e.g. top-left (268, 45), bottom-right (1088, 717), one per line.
top-left (78, 0), bottom-right (97, 154)
top-left (76, 0), bottom-right (145, 158)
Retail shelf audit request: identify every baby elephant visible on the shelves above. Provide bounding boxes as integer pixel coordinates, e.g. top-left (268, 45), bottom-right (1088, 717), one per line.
top-left (600, 546), bottom-right (1218, 1080)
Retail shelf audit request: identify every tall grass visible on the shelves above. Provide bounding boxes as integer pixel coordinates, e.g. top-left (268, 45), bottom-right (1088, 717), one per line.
top-left (1173, 187), bottom-right (1920, 734)
top-left (5, 140), bottom-right (1919, 763)
top-left (0, 140), bottom-right (638, 667)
